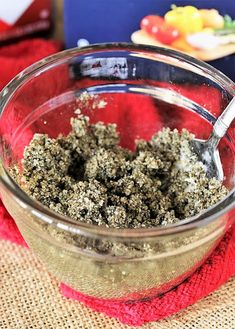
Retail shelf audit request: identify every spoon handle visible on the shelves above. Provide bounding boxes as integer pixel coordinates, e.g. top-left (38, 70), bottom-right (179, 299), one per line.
top-left (213, 97), bottom-right (235, 138)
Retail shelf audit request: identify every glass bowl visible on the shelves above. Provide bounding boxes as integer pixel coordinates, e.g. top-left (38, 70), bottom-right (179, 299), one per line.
top-left (0, 43), bottom-right (235, 302)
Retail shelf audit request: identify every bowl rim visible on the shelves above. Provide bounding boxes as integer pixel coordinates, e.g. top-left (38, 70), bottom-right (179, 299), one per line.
top-left (0, 42), bottom-right (235, 239)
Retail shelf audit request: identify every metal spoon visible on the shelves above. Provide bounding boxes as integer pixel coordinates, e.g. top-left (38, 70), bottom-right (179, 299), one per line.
top-left (191, 97), bottom-right (235, 181)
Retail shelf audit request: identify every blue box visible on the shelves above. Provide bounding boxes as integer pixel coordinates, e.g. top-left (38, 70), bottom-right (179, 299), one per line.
top-left (64, 0), bottom-right (235, 80)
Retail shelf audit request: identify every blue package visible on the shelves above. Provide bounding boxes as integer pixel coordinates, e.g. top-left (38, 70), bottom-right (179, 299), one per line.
top-left (64, 0), bottom-right (235, 80)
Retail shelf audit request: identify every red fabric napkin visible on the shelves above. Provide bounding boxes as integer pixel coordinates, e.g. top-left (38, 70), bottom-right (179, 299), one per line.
top-left (0, 39), bottom-right (234, 327)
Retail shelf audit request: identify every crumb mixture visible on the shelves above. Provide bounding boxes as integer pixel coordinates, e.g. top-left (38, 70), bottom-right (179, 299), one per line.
top-left (18, 112), bottom-right (227, 229)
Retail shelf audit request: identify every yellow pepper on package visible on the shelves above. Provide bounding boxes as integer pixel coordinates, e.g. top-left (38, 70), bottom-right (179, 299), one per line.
top-left (165, 5), bottom-right (204, 35)
top-left (199, 9), bottom-right (224, 29)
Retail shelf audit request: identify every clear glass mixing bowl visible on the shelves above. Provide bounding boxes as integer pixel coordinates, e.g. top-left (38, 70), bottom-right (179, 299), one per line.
top-left (0, 43), bottom-right (235, 301)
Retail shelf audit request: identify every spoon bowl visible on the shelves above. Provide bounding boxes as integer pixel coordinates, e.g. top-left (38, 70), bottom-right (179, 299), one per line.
top-left (191, 97), bottom-right (235, 181)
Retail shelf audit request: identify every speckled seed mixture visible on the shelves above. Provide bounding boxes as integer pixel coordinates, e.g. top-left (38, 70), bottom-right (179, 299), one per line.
top-left (18, 113), bottom-right (227, 229)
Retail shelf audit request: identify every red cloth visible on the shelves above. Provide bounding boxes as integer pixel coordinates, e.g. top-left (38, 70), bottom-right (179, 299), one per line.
top-left (0, 39), bottom-right (61, 90)
top-left (0, 38), bottom-right (62, 245)
top-left (0, 39), bottom-right (234, 327)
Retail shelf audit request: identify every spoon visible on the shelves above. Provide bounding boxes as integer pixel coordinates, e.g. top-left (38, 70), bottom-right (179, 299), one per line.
top-left (191, 97), bottom-right (235, 181)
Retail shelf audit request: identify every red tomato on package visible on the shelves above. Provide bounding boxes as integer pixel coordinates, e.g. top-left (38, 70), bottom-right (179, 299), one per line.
top-left (141, 15), bottom-right (180, 44)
